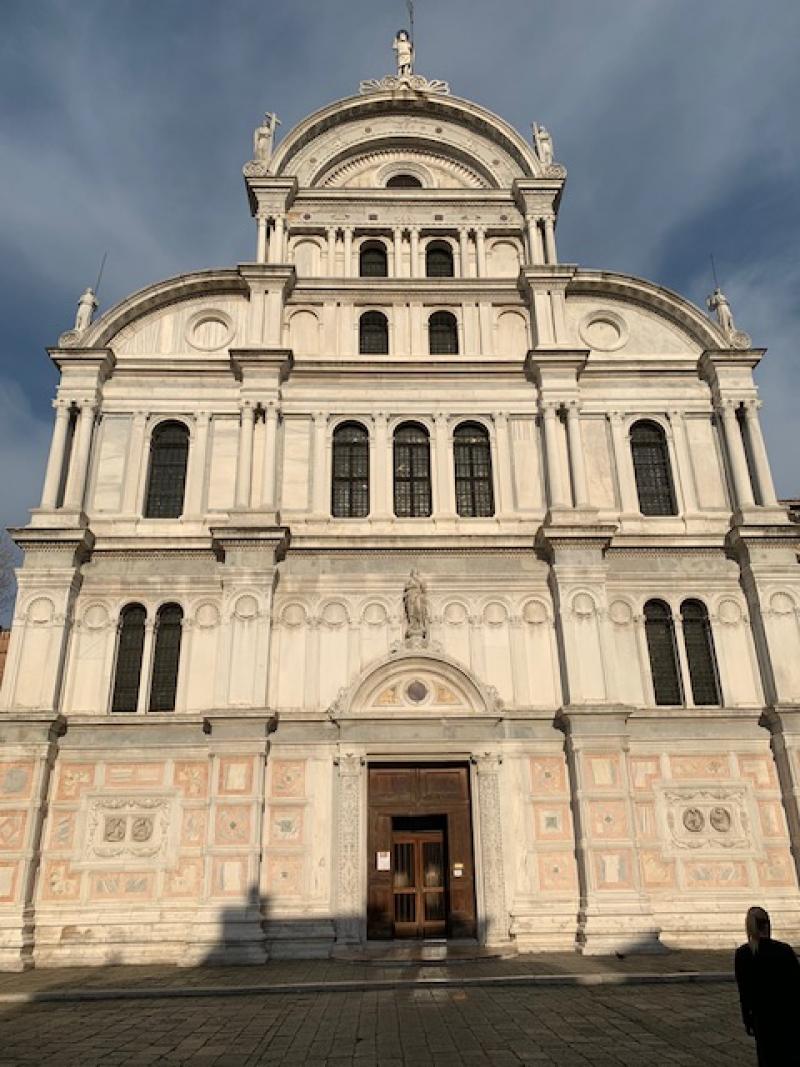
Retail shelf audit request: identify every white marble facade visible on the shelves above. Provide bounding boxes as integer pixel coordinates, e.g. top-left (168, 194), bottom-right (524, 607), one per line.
top-left (1, 62), bottom-right (799, 970)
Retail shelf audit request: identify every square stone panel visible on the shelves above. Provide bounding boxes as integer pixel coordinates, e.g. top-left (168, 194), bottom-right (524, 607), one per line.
top-left (89, 871), bottom-right (154, 901)
top-left (738, 755), bottom-right (778, 790)
top-left (180, 809), bottom-right (208, 848)
top-left (593, 850), bottom-right (634, 890)
top-left (39, 861), bottom-right (81, 902)
top-left (218, 758), bottom-right (254, 796)
top-left (584, 754), bottom-right (620, 790)
top-left (529, 757), bottom-right (566, 796)
top-left (265, 853), bottom-right (305, 897)
top-left (105, 762), bottom-right (165, 788)
top-left (587, 800), bottom-right (629, 840)
top-left (0, 811), bottom-right (27, 851)
top-left (271, 761), bottom-right (306, 799)
top-left (0, 762), bottom-right (34, 799)
top-left (211, 856), bottom-right (249, 897)
top-left (174, 761), bottom-right (210, 799)
top-left (683, 860), bottom-right (749, 890)
top-left (669, 755), bottom-right (729, 780)
top-left (0, 861), bottom-right (19, 903)
top-left (214, 805), bottom-right (253, 846)
top-left (537, 852), bottom-right (577, 892)
top-left (164, 857), bottom-right (204, 898)
top-left (757, 850), bottom-right (796, 888)
top-left (55, 764), bottom-right (96, 801)
top-left (639, 851), bottom-right (676, 889)
top-left (269, 806), bottom-right (305, 844)
top-left (47, 812), bottom-right (77, 852)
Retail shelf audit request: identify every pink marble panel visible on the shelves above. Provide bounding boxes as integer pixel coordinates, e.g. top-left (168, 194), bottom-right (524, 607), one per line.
top-left (173, 761), bottom-right (210, 799)
top-left (218, 758), bottom-right (254, 796)
top-left (0, 861), bottom-right (19, 903)
top-left (265, 853), bottom-right (305, 896)
top-left (214, 805), bottom-right (253, 847)
top-left (669, 755), bottom-right (729, 780)
top-left (757, 850), bottom-right (796, 888)
top-left (684, 860), bottom-right (749, 890)
top-left (89, 871), bottom-right (154, 900)
top-left (39, 861), bottom-right (81, 902)
top-left (180, 809), bottom-right (208, 848)
top-left (269, 806), bottom-right (305, 845)
top-left (211, 856), bottom-right (248, 897)
top-left (270, 761), bottom-right (305, 799)
top-left (0, 811), bottom-right (27, 851)
top-left (47, 811), bottom-right (77, 852)
top-left (639, 851), bottom-right (676, 889)
top-left (634, 803), bottom-right (657, 840)
top-left (537, 852), bottom-right (578, 892)
top-left (584, 754), bottom-right (620, 790)
top-left (593, 850), bottom-right (634, 890)
top-left (55, 764), bottom-right (96, 801)
top-left (739, 755), bottom-right (778, 790)
top-left (629, 757), bottom-right (661, 793)
top-left (0, 762), bottom-right (34, 799)
top-left (164, 858), bottom-right (204, 899)
top-left (758, 800), bottom-right (787, 839)
top-left (529, 757), bottom-right (567, 796)
top-left (587, 800), bottom-right (629, 840)
top-left (105, 762), bottom-right (165, 788)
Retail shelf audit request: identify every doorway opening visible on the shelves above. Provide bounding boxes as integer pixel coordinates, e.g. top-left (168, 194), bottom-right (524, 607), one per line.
top-left (391, 814), bottom-right (447, 938)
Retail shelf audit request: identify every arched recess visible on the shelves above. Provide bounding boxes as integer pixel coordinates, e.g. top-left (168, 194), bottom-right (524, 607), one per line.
top-left (327, 647), bottom-right (503, 719)
top-left (292, 238), bottom-right (323, 276)
top-left (288, 309), bottom-right (320, 356)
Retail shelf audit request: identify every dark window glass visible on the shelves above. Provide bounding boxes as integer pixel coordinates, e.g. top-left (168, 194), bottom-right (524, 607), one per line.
top-left (393, 422), bottom-right (432, 517)
top-left (681, 599), bottom-right (721, 706)
top-left (454, 422), bottom-right (494, 517)
top-left (644, 599), bottom-right (682, 706)
top-left (332, 422), bottom-right (369, 518)
top-left (111, 604), bottom-right (146, 713)
top-left (426, 242), bottom-right (454, 278)
top-left (144, 421), bottom-right (189, 518)
top-left (359, 242), bottom-right (388, 277)
top-left (148, 603), bottom-right (183, 712)
top-left (386, 174), bottom-right (422, 188)
top-left (630, 420), bottom-right (677, 516)
top-left (359, 311), bottom-right (389, 354)
top-left (428, 311), bottom-right (459, 355)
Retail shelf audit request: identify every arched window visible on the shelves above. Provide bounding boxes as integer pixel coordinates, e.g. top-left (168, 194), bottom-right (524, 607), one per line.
top-left (681, 599), bottom-right (721, 705)
top-left (393, 422), bottom-right (432, 517)
top-left (359, 241), bottom-right (388, 277)
top-left (148, 603), bottom-right (183, 712)
top-left (359, 311), bottom-right (389, 354)
top-left (644, 600), bottom-right (682, 706)
top-left (428, 311), bottom-right (459, 355)
top-left (144, 420), bottom-right (189, 519)
top-left (386, 174), bottom-right (422, 188)
top-left (630, 420), bottom-right (677, 516)
top-left (111, 604), bottom-right (147, 713)
top-left (426, 241), bottom-right (454, 278)
top-left (332, 422), bottom-right (369, 518)
top-left (454, 422), bottom-right (494, 517)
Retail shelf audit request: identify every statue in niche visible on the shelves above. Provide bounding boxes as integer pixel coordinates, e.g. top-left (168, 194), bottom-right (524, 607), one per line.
top-left (253, 112), bottom-right (281, 163)
top-left (74, 287), bottom-right (98, 333)
top-left (393, 30), bottom-right (414, 77)
top-left (707, 286), bottom-right (736, 339)
top-left (532, 123), bottom-right (554, 166)
top-left (403, 569), bottom-right (428, 640)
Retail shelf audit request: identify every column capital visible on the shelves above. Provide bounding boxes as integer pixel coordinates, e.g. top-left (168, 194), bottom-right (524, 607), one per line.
top-left (493, 410), bottom-right (509, 425)
top-left (566, 399), bottom-right (581, 414)
top-left (194, 409), bottom-right (211, 423)
top-left (240, 399), bottom-right (256, 416)
top-left (52, 397), bottom-right (71, 412)
top-left (433, 410), bottom-right (450, 426)
top-left (742, 397), bottom-right (763, 413)
top-left (313, 410), bottom-right (329, 426)
top-left (471, 752), bottom-right (503, 773)
top-left (608, 409), bottom-right (624, 425)
top-left (542, 399), bottom-right (561, 415)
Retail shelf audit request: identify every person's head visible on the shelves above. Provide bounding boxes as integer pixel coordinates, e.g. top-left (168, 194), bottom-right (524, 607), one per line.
top-left (397, 29), bottom-right (409, 40)
top-left (746, 906), bottom-right (771, 952)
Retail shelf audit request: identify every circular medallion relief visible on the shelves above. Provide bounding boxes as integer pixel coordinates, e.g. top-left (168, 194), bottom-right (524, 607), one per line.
top-left (363, 602), bottom-right (388, 626)
top-left (443, 602), bottom-right (468, 625)
top-left (770, 592), bottom-right (795, 615)
top-left (281, 603), bottom-right (307, 628)
top-left (83, 603), bottom-right (109, 630)
top-left (406, 680), bottom-right (429, 704)
top-left (186, 311), bottom-right (234, 352)
top-left (234, 595), bottom-right (259, 620)
top-left (578, 310), bottom-right (629, 352)
top-left (522, 600), bottom-right (548, 625)
top-left (483, 601), bottom-right (508, 626)
top-left (195, 602), bottom-right (220, 628)
top-left (321, 601), bottom-right (348, 627)
top-left (718, 598), bottom-right (742, 625)
top-left (683, 808), bottom-right (705, 833)
top-left (608, 600), bottom-right (633, 626)
top-left (709, 807), bottom-right (732, 833)
top-left (572, 592), bottom-right (596, 617)
top-left (27, 597), bottom-right (54, 624)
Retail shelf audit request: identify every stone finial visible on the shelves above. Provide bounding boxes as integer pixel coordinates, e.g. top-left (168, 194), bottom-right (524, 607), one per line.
top-left (707, 286), bottom-right (752, 349)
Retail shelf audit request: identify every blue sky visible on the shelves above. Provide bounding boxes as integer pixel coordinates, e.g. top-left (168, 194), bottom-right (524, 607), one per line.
top-left (1, 0), bottom-right (799, 540)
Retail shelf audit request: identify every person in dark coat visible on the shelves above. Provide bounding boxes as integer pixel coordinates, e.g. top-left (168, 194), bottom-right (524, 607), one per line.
top-left (734, 906), bottom-right (800, 1065)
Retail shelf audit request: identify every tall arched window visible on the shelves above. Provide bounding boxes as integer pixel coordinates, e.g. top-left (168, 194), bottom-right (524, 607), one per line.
top-left (359, 311), bottom-right (389, 355)
top-left (394, 422), bottom-right (432, 517)
top-left (644, 600), bottom-right (682, 706)
top-left (111, 604), bottom-right (147, 713)
top-left (144, 420), bottom-right (189, 518)
top-left (428, 311), bottom-right (459, 355)
top-left (426, 241), bottom-right (454, 278)
top-left (359, 241), bottom-right (388, 277)
top-left (454, 422), bottom-right (494, 517)
top-left (630, 420), bottom-right (676, 516)
top-left (681, 599), bottom-right (721, 706)
top-left (332, 422), bottom-right (369, 518)
top-left (148, 603), bottom-right (183, 712)
top-left (386, 174), bottom-right (422, 188)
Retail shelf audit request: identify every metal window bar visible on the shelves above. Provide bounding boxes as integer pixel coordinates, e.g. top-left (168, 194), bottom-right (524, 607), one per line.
top-left (359, 311), bottom-right (389, 354)
top-left (428, 311), bottom-right (459, 355)
top-left (453, 424), bottom-right (494, 517)
top-left (681, 599), bottom-right (721, 706)
top-left (630, 421), bottom-right (677, 516)
top-left (144, 422), bottom-right (189, 518)
top-left (148, 604), bottom-right (183, 712)
top-left (110, 604), bottom-right (147, 713)
top-left (644, 600), bottom-right (683, 705)
top-left (393, 424), bottom-right (432, 517)
top-left (331, 423), bottom-right (369, 517)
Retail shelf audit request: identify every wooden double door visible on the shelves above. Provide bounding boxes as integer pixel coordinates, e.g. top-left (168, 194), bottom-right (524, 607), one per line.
top-left (367, 765), bottom-right (476, 940)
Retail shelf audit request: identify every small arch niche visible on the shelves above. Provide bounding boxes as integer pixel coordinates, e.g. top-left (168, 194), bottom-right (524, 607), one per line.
top-left (386, 174), bottom-right (423, 188)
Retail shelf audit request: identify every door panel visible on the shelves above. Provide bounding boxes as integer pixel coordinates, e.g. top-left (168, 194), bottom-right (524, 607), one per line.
top-left (392, 831), bottom-right (446, 938)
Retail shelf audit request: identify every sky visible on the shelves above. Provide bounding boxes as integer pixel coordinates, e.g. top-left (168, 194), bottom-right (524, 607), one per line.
top-left (1, 0), bottom-right (799, 547)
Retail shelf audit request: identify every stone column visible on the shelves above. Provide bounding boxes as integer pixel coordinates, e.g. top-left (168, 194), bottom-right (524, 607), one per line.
top-left (409, 227), bottom-right (420, 278)
top-left (608, 412), bottom-right (639, 515)
top-left (259, 402), bottom-right (279, 512)
top-left (40, 400), bottom-right (71, 509)
top-left (458, 228), bottom-right (470, 278)
top-left (342, 227), bottom-right (353, 278)
top-left (268, 215), bottom-right (286, 264)
top-left (472, 754), bottom-right (510, 945)
top-left (543, 215), bottom-right (557, 264)
top-left (493, 412), bottom-right (515, 516)
top-left (334, 752), bottom-right (366, 944)
top-left (392, 227), bottom-right (403, 277)
top-left (475, 228), bottom-right (487, 277)
top-left (63, 399), bottom-right (96, 512)
top-left (719, 400), bottom-right (755, 509)
top-left (256, 215), bottom-right (268, 264)
top-left (326, 227), bottom-right (337, 275)
top-left (742, 399), bottom-right (779, 507)
top-left (565, 401), bottom-right (589, 508)
top-left (372, 412), bottom-right (389, 519)
top-left (433, 412), bottom-right (456, 518)
top-left (185, 410), bottom-right (210, 517)
top-left (136, 618), bottom-right (156, 713)
top-left (666, 409), bottom-right (697, 514)
top-left (312, 411), bottom-right (329, 517)
top-left (542, 402), bottom-right (569, 509)
top-left (526, 218), bottom-right (544, 266)
top-left (235, 402), bottom-right (256, 510)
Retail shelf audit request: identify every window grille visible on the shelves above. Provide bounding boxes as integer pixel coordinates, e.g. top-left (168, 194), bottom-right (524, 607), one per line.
top-left (111, 604), bottom-right (147, 713)
top-left (359, 242), bottom-right (388, 277)
top-left (393, 422), bottom-right (432, 517)
top-left (144, 421), bottom-right (189, 518)
top-left (428, 311), bottom-right (459, 355)
top-left (359, 311), bottom-right (389, 354)
top-left (681, 599), bottom-right (721, 705)
top-left (386, 174), bottom-right (422, 188)
top-left (630, 420), bottom-right (677, 516)
top-left (426, 242), bottom-right (454, 278)
top-left (332, 422), bottom-right (369, 518)
top-left (148, 603), bottom-right (183, 712)
top-left (454, 422), bottom-right (494, 517)
top-left (644, 599), bottom-right (682, 705)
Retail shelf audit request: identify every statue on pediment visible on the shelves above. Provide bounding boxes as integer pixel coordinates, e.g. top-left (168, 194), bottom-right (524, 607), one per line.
top-left (403, 569), bottom-right (428, 640)
top-left (393, 30), bottom-right (414, 77)
top-left (254, 112), bottom-right (281, 163)
top-left (532, 123), bottom-right (554, 166)
top-left (707, 286), bottom-right (751, 348)
top-left (74, 287), bottom-right (98, 333)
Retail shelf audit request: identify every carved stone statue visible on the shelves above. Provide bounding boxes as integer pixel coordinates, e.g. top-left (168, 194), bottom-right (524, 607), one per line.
top-left (393, 30), bottom-right (414, 77)
top-left (253, 112), bottom-right (281, 163)
top-left (532, 123), bottom-right (554, 166)
top-left (403, 569), bottom-right (428, 640)
top-left (706, 286), bottom-right (736, 338)
top-left (74, 287), bottom-right (98, 333)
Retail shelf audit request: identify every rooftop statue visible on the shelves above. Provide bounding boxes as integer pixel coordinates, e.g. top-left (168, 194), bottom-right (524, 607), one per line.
top-left (707, 286), bottom-right (751, 349)
top-left (393, 29), bottom-right (414, 76)
top-left (74, 287), bottom-right (98, 333)
top-left (532, 123), bottom-right (554, 166)
top-left (254, 112), bottom-right (281, 163)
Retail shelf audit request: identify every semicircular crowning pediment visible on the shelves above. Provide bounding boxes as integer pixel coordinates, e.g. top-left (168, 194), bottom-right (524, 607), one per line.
top-left (321, 147), bottom-right (487, 189)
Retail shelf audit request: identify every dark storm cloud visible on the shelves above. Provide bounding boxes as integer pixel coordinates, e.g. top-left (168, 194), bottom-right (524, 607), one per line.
top-left (1, 0), bottom-right (798, 534)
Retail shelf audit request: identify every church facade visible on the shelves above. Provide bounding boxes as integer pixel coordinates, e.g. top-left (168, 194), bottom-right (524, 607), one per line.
top-left (2, 53), bottom-right (800, 969)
